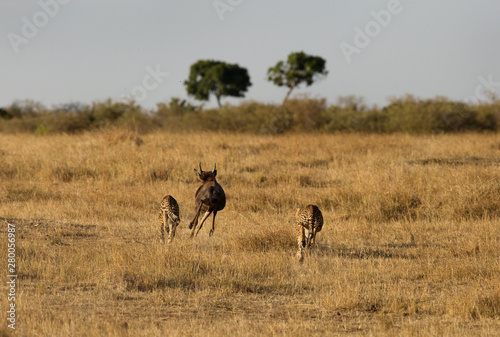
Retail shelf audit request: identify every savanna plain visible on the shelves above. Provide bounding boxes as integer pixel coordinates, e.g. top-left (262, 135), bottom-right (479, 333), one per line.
top-left (1, 130), bottom-right (499, 336)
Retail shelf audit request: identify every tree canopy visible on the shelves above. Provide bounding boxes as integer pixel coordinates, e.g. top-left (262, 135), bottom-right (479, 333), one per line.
top-left (184, 60), bottom-right (252, 108)
top-left (267, 51), bottom-right (328, 104)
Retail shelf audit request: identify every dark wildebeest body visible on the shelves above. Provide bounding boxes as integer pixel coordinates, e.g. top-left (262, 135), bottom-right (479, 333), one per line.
top-left (189, 163), bottom-right (226, 237)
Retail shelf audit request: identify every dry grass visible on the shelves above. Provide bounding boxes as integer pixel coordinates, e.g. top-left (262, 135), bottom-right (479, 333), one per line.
top-left (0, 130), bottom-right (499, 336)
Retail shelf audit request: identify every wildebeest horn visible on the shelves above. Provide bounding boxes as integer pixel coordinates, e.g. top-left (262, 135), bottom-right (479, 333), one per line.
top-left (213, 163), bottom-right (216, 172)
top-left (199, 162), bottom-right (202, 173)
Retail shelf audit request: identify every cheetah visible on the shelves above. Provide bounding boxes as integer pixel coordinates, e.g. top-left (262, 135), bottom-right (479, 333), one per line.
top-left (295, 205), bottom-right (323, 262)
top-left (158, 195), bottom-right (180, 244)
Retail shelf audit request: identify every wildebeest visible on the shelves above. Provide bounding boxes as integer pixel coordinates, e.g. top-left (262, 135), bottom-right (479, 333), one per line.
top-left (189, 163), bottom-right (226, 237)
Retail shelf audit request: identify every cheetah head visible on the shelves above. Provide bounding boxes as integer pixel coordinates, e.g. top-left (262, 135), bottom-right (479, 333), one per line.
top-left (305, 227), bottom-right (317, 246)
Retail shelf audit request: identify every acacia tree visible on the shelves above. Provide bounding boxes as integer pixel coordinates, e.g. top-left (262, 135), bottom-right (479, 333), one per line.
top-left (184, 60), bottom-right (252, 109)
top-left (267, 51), bottom-right (328, 105)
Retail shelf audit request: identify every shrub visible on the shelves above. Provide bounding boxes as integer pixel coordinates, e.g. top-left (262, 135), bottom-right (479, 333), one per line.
top-left (1, 96), bottom-right (499, 134)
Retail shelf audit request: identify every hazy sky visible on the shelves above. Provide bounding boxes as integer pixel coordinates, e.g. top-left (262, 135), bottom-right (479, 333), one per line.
top-left (1, 0), bottom-right (500, 109)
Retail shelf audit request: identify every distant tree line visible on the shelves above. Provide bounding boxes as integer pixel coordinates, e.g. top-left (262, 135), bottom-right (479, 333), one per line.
top-left (1, 95), bottom-right (498, 135)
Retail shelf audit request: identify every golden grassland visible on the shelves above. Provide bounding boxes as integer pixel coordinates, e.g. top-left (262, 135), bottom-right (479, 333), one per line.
top-left (0, 130), bottom-right (499, 336)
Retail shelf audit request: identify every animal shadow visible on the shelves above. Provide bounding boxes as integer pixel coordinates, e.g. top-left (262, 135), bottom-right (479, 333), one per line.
top-left (314, 243), bottom-right (417, 260)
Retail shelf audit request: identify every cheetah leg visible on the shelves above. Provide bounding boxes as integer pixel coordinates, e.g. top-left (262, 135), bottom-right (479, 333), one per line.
top-left (310, 231), bottom-right (317, 247)
top-left (160, 212), bottom-right (168, 243)
top-left (298, 226), bottom-right (305, 250)
top-left (296, 225), bottom-right (305, 262)
top-left (189, 203), bottom-right (203, 236)
top-left (306, 218), bottom-right (314, 247)
top-left (168, 218), bottom-right (176, 244)
top-left (209, 210), bottom-right (218, 237)
top-left (194, 210), bottom-right (212, 237)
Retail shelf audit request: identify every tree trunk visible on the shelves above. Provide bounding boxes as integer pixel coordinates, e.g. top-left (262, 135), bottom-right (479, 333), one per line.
top-left (283, 85), bottom-right (295, 106)
top-left (216, 95), bottom-right (222, 109)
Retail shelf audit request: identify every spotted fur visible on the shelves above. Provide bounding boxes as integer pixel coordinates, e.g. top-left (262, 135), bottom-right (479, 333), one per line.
top-left (158, 195), bottom-right (180, 244)
top-left (295, 205), bottom-right (323, 262)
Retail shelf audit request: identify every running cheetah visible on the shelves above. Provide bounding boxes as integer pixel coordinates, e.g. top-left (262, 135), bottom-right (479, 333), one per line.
top-left (158, 195), bottom-right (180, 244)
top-left (295, 204), bottom-right (323, 262)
